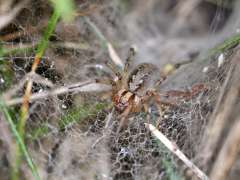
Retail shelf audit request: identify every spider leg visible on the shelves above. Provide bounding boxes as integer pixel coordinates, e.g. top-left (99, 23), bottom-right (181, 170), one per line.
top-left (95, 78), bottom-right (116, 86)
top-left (143, 103), bottom-right (152, 125)
top-left (146, 90), bottom-right (177, 107)
top-left (155, 102), bottom-right (166, 129)
top-left (162, 83), bottom-right (206, 100)
top-left (106, 61), bottom-right (122, 80)
top-left (117, 104), bottom-right (133, 134)
top-left (124, 47), bottom-right (136, 74)
top-left (160, 59), bottom-right (196, 81)
top-left (145, 90), bottom-right (177, 128)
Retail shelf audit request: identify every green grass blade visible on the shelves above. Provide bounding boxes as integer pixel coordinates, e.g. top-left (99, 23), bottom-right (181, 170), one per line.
top-left (209, 33), bottom-right (240, 55)
top-left (0, 99), bottom-right (40, 180)
top-left (35, 8), bottom-right (61, 58)
top-left (83, 16), bottom-right (108, 48)
top-left (50, 0), bottom-right (75, 22)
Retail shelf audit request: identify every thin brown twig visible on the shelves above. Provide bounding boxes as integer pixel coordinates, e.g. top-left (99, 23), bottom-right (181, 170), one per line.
top-left (0, 0), bottom-right (30, 30)
top-left (0, 21), bottom-right (47, 41)
top-left (107, 42), bottom-right (124, 68)
top-left (2, 72), bottom-right (53, 101)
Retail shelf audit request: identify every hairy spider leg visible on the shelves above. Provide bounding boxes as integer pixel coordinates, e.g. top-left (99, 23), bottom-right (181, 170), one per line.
top-left (144, 90), bottom-right (177, 128)
top-left (95, 78), bottom-right (115, 86)
top-left (124, 47), bottom-right (136, 74)
top-left (94, 78), bottom-right (117, 103)
top-left (162, 83), bottom-right (206, 100)
top-left (105, 61), bottom-right (124, 92)
top-left (149, 84), bottom-right (206, 128)
top-left (117, 103), bottom-right (133, 134)
top-left (116, 92), bottom-right (141, 134)
top-left (106, 61), bottom-right (122, 80)
top-left (143, 102), bottom-right (152, 126)
top-left (122, 47), bottom-right (136, 89)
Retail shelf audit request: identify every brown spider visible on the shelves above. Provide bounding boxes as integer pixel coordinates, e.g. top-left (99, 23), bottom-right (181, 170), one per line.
top-left (95, 48), bottom-right (205, 131)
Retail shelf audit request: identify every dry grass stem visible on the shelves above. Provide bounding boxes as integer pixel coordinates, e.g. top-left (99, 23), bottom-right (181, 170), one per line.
top-left (107, 42), bottom-right (124, 68)
top-left (52, 41), bottom-right (90, 50)
top-left (145, 123), bottom-right (209, 180)
top-left (0, 0), bottom-right (29, 30)
top-left (0, 21), bottom-right (47, 41)
top-left (3, 72), bottom-right (53, 101)
top-left (4, 81), bottom-right (111, 106)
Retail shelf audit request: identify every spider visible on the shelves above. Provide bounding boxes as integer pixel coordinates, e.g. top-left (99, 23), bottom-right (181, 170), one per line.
top-left (93, 48), bottom-right (205, 131)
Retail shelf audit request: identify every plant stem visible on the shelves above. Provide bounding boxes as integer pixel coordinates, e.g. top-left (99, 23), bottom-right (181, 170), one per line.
top-left (15, 8), bottom-right (61, 179)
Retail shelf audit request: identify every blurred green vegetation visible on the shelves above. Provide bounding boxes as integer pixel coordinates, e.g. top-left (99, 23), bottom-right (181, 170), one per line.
top-left (26, 102), bottom-right (108, 141)
top-left (59, 102), bottom-right (108, 130)
top-left (0, 1), bottom-right (76, 179)
top-left (0, 99), bottom-right (40, 180)
top-left (152, 138), bottom-right (182, 180)
top-left (27, 124), bottom-right (49, 141)
top-left (210, 33), bottom-right (240, 55)
top-left (0, 61), bottom-right (13, 92)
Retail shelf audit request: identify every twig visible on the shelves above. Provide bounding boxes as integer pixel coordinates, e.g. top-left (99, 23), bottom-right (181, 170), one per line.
top-left (4, 81), bottom-right (111, 106)
top-left (145, 123), bottom-right (209, 180)
top-left (1, 43), bottom-right (37, 56)
top-left (51, 41), bottom-right (90, 50)
top-left (0, 0), bottom-right (30, 30)
top-left (1, 41), bottom-right (89, 57)
top-left (3, 72), bottom-right (53, 104)
top-left (107, 42), bottom-right (124, 68)
top-left (0, 21), bottom-right (47, 41)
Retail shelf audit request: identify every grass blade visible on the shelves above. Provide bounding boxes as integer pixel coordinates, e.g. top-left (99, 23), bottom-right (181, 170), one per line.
top-left (0, 99), bottom-right (40, 180)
